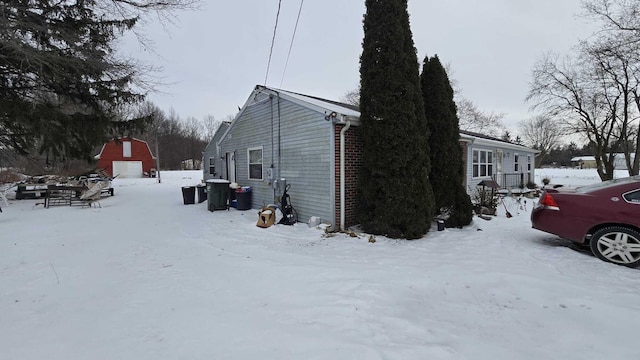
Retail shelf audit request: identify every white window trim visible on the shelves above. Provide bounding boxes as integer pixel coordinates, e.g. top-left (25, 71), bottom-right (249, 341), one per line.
top-left (472, 149), bottom-right (494, 178)
top-left (247, 146), bottom-right (263, 180)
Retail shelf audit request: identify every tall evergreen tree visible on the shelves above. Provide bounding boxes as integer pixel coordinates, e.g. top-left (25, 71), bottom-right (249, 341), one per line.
top-left (357, 0), bottom-right (435, 239)
top-left (421, 55), bottom-right (472, 228)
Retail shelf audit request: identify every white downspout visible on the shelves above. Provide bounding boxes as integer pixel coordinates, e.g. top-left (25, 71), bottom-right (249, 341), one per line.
top-left (339, 118), bottom-right (351, 232)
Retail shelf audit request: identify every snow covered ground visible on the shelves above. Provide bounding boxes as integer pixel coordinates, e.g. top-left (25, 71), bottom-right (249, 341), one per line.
top-left (1, 168), bottom-right (638, 360)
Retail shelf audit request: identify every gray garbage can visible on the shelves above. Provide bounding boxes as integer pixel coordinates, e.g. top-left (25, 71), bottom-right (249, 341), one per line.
top-left (206, 179), bottom-right (230, 211)
top-left (182, 186), bottom-right (196, 205)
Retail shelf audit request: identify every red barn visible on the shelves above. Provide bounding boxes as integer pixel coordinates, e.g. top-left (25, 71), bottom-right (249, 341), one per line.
top-left (95, 138), bottom-right (156, 178)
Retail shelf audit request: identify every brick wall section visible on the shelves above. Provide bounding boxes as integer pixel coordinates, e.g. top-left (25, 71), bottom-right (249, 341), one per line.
top-left (460, 140), bottom-right (468, 189)
top-left (334, 124), bottom-right (363, 229)
top-left (97, 138), bottom-right (156, 177)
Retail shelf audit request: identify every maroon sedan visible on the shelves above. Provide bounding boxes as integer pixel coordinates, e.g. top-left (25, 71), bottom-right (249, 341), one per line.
top-left (531, 176), bottom-right (640, 267)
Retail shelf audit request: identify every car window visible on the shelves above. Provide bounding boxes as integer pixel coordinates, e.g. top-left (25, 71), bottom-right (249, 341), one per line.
top-left (623, 189), bottom-right (640, 204)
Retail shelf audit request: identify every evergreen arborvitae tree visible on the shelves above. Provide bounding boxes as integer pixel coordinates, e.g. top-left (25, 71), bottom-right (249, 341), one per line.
top-left (357, 0), bottom-right (435, 239)
top-left (420, 55), bottom-right (472, 228)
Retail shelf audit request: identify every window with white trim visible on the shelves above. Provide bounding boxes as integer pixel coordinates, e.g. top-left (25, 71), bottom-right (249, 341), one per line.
top-left (514, 153), bottom-right (520, 172)
top-left (123, 141), bottom-right (132, 158)
top-left (248, 147), bottom-right (263, 180)
top-left (527, 155), bottom-right (532, 172)
top-left (209, 157), bottom-right (215, 175)
top-left (472, 150), bottom-right (493, 178)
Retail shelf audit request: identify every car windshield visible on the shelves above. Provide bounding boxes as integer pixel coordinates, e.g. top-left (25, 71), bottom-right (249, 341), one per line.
top-left (576, 175), bottom-right (640, 193)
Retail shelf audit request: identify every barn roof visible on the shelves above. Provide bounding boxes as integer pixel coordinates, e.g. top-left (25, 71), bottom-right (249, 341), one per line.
top-left (94, 137), bottom-right (155, 160)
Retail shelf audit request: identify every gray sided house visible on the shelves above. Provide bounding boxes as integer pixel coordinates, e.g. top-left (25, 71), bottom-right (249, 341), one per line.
top-left (459, 130), bottom-right (540, 192)
top-left (202, 122), bottom-right (230, 182)
top-left (206, 86), bottom-right (540, 230)
top-left (213, 85), bottom-right (361, 230)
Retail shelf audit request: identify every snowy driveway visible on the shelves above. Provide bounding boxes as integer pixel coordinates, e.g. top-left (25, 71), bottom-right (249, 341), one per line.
top-left (1, 170), bottom-right (638, 360)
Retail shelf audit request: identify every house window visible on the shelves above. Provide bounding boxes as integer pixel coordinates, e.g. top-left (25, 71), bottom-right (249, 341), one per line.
top-left (527, 155), bottom-right (532, 172)
top-left (248, 147), bottom-right (263, 180)
top-left (514, 153), bottom-right (519, 172)
top-left (472, 150), bottom-right (493, 178)
top-left (209, 157), bottom-right (215, 175)
top-left (123, 141), bottom-right (132, 158)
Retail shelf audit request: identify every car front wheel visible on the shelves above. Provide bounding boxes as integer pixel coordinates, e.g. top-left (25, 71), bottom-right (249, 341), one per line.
top-left (590, 226), bottom-right (640, 267)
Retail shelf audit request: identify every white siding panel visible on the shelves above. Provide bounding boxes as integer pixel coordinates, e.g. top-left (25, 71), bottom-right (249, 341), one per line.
top-left (279, 101), bottom-right (334, 223)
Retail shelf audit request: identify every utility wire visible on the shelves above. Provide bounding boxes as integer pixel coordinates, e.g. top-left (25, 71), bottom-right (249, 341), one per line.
top-left (280, 0), bottom-right (305, 88)
top-left (264, 0), bottom-right (282, 86)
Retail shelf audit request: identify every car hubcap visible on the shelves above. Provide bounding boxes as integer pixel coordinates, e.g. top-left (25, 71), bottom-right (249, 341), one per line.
top-left (597, 232), bottom-right (640, 264)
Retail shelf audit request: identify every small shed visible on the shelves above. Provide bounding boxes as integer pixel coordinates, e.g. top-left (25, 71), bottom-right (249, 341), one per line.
top-left (570, 156), bottom-right (597, 169)
top-left (95, 137), bottom-right (156, 178)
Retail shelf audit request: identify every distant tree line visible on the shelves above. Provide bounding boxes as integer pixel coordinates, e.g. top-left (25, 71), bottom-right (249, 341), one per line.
top-left (134, 102), bottom-right (234, 171)
top-left (537, 142), bottom-right (600, 168)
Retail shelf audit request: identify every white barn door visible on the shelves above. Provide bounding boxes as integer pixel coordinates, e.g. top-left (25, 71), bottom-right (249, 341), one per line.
top-left (112, 161), bottom-right (143, 178)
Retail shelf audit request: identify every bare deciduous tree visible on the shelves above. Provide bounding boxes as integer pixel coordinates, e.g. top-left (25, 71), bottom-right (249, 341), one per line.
top-left (527, 51), bottom-right (621, 180)
top-left (202, 115), bottom-right (220, 141)
top-left (582, 0), bottom-right (640, 34)
top-left (342, 77), bottom-right (506, 137)
top-left (519, 115), bottom-right (564, 167)
top-left (456, 98), bottom-right (506, 135)
top-left (341, 87), bottom-right (360, 108)
top-left (579, 0), bottom-right (640, 175)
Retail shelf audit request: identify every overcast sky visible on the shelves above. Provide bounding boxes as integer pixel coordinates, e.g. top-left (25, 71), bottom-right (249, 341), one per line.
top-left (119, 0), bottom-right (597, 131)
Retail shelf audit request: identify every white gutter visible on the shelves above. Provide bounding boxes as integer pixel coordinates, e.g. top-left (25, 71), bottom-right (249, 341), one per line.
top-left (339, 118), bottom-right (351, 232)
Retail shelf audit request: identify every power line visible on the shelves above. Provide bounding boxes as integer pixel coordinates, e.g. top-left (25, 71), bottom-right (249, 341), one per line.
top-left (264, 0), bottom-right (282, 86)
top-left (280, 0), bottom-right (305, 88)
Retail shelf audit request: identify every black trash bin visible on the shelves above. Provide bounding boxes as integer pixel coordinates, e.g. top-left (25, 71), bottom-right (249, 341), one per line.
top-left (228, 187), bottom-right (236, 207)
top-left (235, 187), bottom-right (252, 210)
top-left (206, 179), bottom-right (230, 211)
top-left (182, 186), bottom-right (196, 205)
top-left (196, 184), bottom-right (207, 203)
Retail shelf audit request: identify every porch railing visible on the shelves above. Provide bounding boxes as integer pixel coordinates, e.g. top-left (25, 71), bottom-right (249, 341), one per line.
top-left (498, 172), bottom-right (533, 189)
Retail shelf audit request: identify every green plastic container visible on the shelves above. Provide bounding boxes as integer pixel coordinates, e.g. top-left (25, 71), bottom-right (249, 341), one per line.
top-left (206, 180), bottom-right (230, 211)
